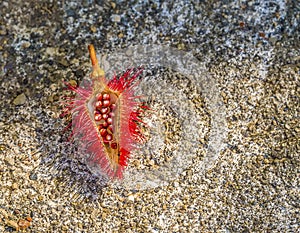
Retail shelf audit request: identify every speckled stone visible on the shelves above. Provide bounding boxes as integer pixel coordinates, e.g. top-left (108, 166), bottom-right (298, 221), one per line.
top-left (0, 0), bottom-right (299, 232)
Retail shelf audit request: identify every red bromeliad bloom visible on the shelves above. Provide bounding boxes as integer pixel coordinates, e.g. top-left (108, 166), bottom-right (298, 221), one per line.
top-left (62, 45), bottom-right (147, 179)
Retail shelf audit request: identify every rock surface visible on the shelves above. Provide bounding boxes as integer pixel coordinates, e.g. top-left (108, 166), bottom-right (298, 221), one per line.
top-left (0, 0), bottom-right (299, 232)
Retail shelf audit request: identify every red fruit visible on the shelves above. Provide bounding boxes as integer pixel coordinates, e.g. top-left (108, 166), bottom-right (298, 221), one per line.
top-left (62, 44), bottom-right (147, 179)
top-left (111, 142), bottom-right (118, 149)
top-left (107, 125), bottom-right (113, 133)
top-left (102, 113), bottom-right (108, 120)
top-left (107, 117), bottom-right (112, 124)
top-left (97, 93), bottom-right (103, 101)
top-left (105, 134), bottom-right (112, 141)
top-left (94, 113), bottom-right (102, 121)
top-left (99, 128), bottom-right (107, 137)
top-left (103, 93), bottom-right (110, 100)
top-left (95, 101), bottom-right (102, 108)
top-left (101, 107), bottom-right (108, 114)
top-left (103, 100), bottom-right (110, 107)
top-left (100, 121), bottom-right (108, 128)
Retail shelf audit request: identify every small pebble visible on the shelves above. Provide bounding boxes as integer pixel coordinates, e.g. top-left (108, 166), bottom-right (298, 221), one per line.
top-left (5, 157), bottom-right (15, 166)
top-left (0, 208), bottom-right (9, 219)
top-left (111, 14), bottom-right (121, 23)
top-left (11, 183), bottom-right (18, 190)
top-left (90, 25), bottom-right (97, 33)
top-left (13, 93), bottom-right (27, 105)
top-left (57, 58), bottom-right (69, 67)
top-left (22, 41), bottom-right (31, 49)
top-left (29, 172), bottom-right (38, 180)
top-left (111, 2), bottom-right (116, 9)
top-left (6, 220), bottom-right (19, 230)
top-left (128, 194), bottom-right (135, 202)
top-left (18, 219), bottom-right (31, 230)
top-left (45, 47), bottom-right (58, 56)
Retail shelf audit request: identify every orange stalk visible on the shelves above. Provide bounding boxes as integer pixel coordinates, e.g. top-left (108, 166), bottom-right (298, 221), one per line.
top-left (88, 44), bottom-right (105, 79)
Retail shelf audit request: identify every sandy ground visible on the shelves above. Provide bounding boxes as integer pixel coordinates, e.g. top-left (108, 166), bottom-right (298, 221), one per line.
top-left (0, 1), bottom-right (299, 232)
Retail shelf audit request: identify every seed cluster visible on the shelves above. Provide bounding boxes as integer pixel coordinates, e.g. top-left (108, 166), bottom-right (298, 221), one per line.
top-left (94, 92), bottom-right (118, 150)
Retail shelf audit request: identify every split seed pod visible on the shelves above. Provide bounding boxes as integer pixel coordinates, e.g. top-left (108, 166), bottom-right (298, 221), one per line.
top-left (62, 45), bottom-right (147, 179)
